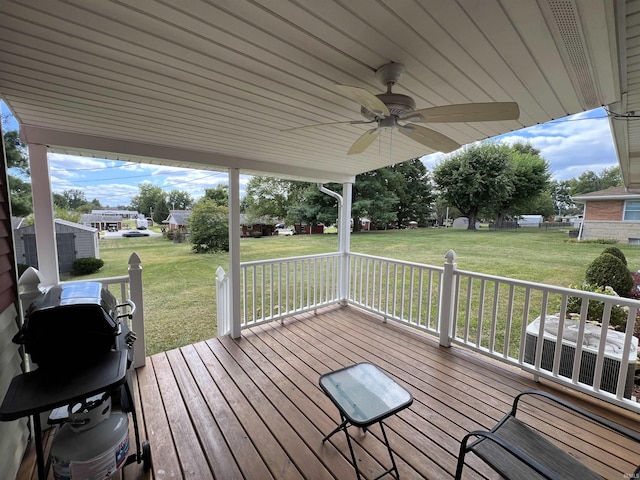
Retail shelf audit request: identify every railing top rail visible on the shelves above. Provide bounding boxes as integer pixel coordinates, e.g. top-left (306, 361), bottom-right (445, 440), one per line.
top-left (456, 268), bottom-right (640, 308)
top-left (61, 275), bottom-right (129, 285)
top-left (349, 251), bottom-right (445, 271)
top-left (240, 251), bottom-right (341, 268)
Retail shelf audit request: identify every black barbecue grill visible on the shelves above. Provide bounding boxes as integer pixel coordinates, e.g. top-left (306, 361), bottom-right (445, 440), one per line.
top-left (3, 281), bottom-right (151, 479)
top-left (14, 281), bottom-right (134, 369)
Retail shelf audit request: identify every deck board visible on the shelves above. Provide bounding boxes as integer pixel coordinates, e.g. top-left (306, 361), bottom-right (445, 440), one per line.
top-left (16, 305), bottom-right (640, 479)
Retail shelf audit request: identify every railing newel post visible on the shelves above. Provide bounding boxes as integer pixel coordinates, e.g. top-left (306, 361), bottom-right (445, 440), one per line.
top-left (439, 250), bottom-right (457, 347)
top-left (128, 252), bottom-right (146, 368)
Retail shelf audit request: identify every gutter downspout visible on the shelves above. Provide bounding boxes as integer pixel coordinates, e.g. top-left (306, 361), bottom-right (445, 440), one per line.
top-left (318, 183), bottom-right (350, 305)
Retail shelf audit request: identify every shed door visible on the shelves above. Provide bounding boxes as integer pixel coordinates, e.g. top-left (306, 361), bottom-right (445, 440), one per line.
top-left (22, 233), bottom-right (77, 273)
top-left (56, 233), bottom-right (76, 273)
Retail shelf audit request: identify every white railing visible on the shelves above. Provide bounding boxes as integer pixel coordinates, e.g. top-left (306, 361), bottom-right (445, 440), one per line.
top-left (239, 253), bottom-right (341, 328)
top-left (216, 249), bottom-right (640, 412)
top-left (18, 253), bottom-right (146, 368)
top-left (445, 253), bottom-right (640, 412)
top-left (348, 252), bottom-right (443, 334)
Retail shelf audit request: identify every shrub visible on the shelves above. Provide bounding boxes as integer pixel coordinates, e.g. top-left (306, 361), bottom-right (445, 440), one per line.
top-left (566, 283), bottom-right (628, 328)
top-left (73, 257), bottom-right (104, 275)
top-left (585, 253), bottom-right (633, 297)
top-left (250, 231), bottom-right (263, 238)
top-left (17, 263), bottom-right (29, 277)
top-left (601, 246), bottom-right (627, 266)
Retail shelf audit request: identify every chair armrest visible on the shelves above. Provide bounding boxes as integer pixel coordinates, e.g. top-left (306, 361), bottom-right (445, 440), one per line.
top-left (461, 430), bottom-right (562, 480)
top-left (512, 390), bottom-right (640, 444)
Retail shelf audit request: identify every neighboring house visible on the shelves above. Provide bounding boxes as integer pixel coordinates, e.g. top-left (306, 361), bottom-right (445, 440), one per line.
top-left (572, 186), bottom-right (640, 243)
top-left (164, 210), bottom-right (192, 231)
top-left (80, 213), bottom-right (123, 231)
top-left (518, 215), bottom-right (543, 227)
top-left (14, 219), bottom-right (100, 273)
top-left (92, 209), bottom-right (139, 219)
top-left (240, 214), bottom-right (275, 237)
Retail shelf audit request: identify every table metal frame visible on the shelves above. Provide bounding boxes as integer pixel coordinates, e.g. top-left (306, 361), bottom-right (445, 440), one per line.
top-left (319, 362), bottom-right (413, 480)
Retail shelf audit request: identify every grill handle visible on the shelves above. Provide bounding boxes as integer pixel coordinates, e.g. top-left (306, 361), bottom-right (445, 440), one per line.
top-left (115, 299), bottom-right (136, 322)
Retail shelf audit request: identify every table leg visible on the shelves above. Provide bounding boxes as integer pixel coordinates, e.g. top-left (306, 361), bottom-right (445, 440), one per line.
top-left (372, 420), bottom-right (399, 480)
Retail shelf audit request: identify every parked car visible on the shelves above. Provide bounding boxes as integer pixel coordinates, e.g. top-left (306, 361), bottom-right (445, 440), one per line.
top-left (122, 230), bottom-right (150, 237)
top-left (275, 227), bottom-right (295, 236)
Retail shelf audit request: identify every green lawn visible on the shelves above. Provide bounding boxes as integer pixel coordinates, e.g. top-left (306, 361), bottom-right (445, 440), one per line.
top-left (81, 227), bottom-right (640, 355)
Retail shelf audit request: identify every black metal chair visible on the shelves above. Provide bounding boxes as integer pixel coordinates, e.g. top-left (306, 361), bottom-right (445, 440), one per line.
top-left (455, 390), bottom-right (640, 480)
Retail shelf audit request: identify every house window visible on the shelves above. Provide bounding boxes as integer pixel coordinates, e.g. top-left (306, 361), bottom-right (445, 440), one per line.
top-left (629, 238), bottom-right (640, 245)
top-left (623, 201), bottom-right (640, 220)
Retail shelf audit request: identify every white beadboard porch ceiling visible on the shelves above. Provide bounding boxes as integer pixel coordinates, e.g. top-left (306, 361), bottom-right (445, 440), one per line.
top-left (0, 0), bottom-right (632, 184)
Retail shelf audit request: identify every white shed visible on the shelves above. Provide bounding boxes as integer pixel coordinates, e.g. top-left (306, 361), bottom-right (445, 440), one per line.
top-left (14, 219), bottom-right (99, 273)
top-left (518, 215), bottom-right (543, 227)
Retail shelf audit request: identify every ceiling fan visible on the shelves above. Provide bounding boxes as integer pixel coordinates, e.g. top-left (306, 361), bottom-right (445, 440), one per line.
top-left (290, 62), bottom-right (520, 155)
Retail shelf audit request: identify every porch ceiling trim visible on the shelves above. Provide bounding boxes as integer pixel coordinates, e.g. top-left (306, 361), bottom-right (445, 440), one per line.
top-left (21, 125), bottom-right (355, 184)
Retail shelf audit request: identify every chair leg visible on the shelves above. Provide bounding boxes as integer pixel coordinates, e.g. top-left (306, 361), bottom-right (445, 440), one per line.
top-left (455, 436), bottom-right (471, 480)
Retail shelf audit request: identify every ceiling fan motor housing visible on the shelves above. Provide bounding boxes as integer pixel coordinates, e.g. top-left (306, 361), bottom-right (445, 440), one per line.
top-left (361, 93), bottom-right (416, 120)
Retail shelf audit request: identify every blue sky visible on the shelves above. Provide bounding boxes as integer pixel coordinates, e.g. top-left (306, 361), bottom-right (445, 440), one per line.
top-left (2, 102), bottom-right (616, 208)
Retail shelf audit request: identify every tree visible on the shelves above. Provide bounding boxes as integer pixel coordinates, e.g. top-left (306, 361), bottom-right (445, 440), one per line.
top-left (433, 143), bottom-right (513, 230)
top-left (550, 180), bottom-right (578, 216)
top-left (189, 199), bottom-right (229, 253)
top-left (242, 177), bottom-right (294, 220)
top-left (568, 166), bottom-right (622, 195)
top-left (130, 183), bottom-right (168, 224)
top-left (59, 189), bottom-right (87, 210)
top-left (4, 130), bottom-right (32, 215)
top-left (167, 189), bottom-right (194, 210)
top-left (203, 185), bottom-right (229, 207)
top-left (8, 176), bottom-right (32, 217)
top-left (494, 143), bottom-right (551, 219)
top-left (388, 159), bottom-right (434, 226)
top-left (352, 169), bottom-right (399, 230)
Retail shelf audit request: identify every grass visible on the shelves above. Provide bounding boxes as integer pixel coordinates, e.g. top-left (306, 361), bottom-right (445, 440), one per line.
top-left (78, 227), bottom-right (640, 355)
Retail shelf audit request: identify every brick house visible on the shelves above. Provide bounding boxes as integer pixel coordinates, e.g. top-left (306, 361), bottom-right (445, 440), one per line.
top-left (572, 186), bottom-right (640, 243)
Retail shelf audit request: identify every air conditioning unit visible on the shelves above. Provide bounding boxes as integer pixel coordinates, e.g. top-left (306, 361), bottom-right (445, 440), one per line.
top-left (523, 316), bottom-right (637, 398)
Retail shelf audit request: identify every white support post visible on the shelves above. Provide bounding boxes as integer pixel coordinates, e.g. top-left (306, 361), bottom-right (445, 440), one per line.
top-left (439, 249), bottom-right (457, 347)
top-left (28, 143), bottom-right (59, 285)
top-left (339, 182), bottom-right (353, 305)
top-left (229, 168), bottom-right (242, 338)
top-left (127, 253), bottom-right (146, 368)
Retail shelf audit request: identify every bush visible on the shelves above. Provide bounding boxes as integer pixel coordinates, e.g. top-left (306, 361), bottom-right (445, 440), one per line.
top-left (73, 257), bottom-right (104, 275)
top-left (250, 231), bottom-right (263, 238)
top-left (601, 246), bottom-right (627, 266)
top-left (585, 253), bottom-right (633, 297)
top-left (566, 283), bottom-right (628, 328)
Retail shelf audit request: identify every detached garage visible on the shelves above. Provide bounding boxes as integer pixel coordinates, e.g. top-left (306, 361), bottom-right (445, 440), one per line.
top-left (14, 219), bottom-right (100, 273)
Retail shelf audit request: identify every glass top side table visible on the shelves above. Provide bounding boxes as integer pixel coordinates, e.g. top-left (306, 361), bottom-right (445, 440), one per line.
top-left (319, 362), bottom-right (413, 480)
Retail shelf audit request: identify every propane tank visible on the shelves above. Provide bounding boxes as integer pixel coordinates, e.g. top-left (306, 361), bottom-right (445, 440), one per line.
top-left (50, 411), bottom-right (130, 480)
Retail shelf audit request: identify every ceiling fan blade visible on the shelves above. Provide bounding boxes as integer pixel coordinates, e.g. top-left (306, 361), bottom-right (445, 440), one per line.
top-left (399, 124), bottom-right (460, 153)
top-left (281, 120), bottom-right (372, 132)
top-left (335, 85), bottom-right (390, 117)
top-left (410, 102), bottom-right (519, 123)
top-left (348, 128), bottom-right (381, 155)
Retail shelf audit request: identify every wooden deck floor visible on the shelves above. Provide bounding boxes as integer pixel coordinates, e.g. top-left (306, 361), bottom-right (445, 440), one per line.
top-left (17, 305), bottom-right (640, 479)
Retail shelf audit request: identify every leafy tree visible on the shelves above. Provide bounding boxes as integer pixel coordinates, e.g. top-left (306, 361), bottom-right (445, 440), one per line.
top-left (568, 166), bottom-right (622, 195)
top-left (167, 189), bottom-right (194, 210)
top-left (130, 183), bottom-right (168, 224)
top-left (9, 176), bottom-right (32, 216)
top-left (388, 158), bottom-right (434, 226)
top-left (59, 189), bottom-right (87, 210)
top-left (352, 169), bottom-right (399, 230)
top-left (4, 130), bottom-right (29, 174)
top-left (4, 130), bottom-right (32, 215)
top-left (433, 143), bottom-right (513, 230)
top-left (493, 143), bottom-right (551, 219)
top-left (189, 199), bottom-right (229, 253)
top-left (203, 185), bottom-right (229, 207)
top-left (287, 183), bottom-right (340, 229)
top-left (433, 196), bottom-right (460, 226)
top-left (550, 180), bottom-right (579, 215)
top-left (242, 177), bottom-right (294, 220)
